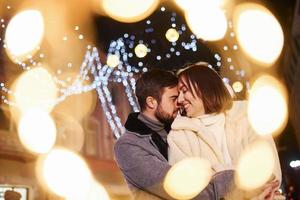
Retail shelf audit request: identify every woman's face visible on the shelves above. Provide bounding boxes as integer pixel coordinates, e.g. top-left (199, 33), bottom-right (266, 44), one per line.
top-left (178, 76), bottom-right (205, 117)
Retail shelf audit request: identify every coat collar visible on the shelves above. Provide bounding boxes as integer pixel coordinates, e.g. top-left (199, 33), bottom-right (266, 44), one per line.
top-left (125, 112), bottom-right (169, 160)
top-left (125, 113), bottom-right (153, 136)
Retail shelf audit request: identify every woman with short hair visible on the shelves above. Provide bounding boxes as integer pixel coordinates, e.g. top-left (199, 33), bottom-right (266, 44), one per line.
top-left (168, 63), bottom-right (283, 199)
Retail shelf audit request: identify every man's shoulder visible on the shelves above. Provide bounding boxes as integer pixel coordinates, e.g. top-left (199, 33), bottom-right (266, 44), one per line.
top-left (115, 131), bottom-right (149, 148)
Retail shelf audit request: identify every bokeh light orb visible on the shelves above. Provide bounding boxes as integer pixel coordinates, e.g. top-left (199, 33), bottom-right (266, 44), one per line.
top-left (18, 109), bottom-right (56, 154)
top-left (248, 75), bottom-right (288, 136)
top-left (174, 0), bottom-right (223, 11)
top-left (14, 67), bottom-right (57, 114)
top-left (165, 28), bottom-right (180, 42)
top-left (42, 148), bottom-right (92, 198)
top-left (5, 10), bottom-right (44, 62)
top-left (67, 180), bottom-right (110, 200)
top-left (236, 140), bottom-right (275, 190)
top-left (233, 3), bottom-right (284, 65)
top-left (106, 54), bottom-right (120, 68)
top-left (102, 0), bottom-right (159, 23)
top-left (185, 5), bottom-right (227, 41)
top-left (134, 44), bottom-right (148, 58)
top-left (232, 81), bottom-right (243, 93)
top-left (164, 158), bottom-right (212, 199)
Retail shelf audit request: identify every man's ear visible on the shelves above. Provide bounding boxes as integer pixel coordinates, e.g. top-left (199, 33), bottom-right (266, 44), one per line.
top-left (145, 96), bottom-right (158, 109)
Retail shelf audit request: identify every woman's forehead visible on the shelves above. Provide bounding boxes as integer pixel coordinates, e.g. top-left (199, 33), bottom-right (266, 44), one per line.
top-left (178, 76), bottom-right (188, 87)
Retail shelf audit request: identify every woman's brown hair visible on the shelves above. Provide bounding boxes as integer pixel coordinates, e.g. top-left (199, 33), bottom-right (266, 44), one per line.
top-left (178, 63), bottom-right (233, 114)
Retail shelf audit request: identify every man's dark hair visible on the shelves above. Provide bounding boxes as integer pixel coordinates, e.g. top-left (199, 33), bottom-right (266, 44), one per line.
top-left (135, 69), bottom-right (178, 111)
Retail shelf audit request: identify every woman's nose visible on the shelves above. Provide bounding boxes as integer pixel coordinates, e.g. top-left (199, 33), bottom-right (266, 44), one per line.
top-left (177, 91), bottom-right (184, 104)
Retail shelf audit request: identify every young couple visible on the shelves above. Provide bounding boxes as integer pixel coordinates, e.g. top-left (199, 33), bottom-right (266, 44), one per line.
top-left (114, 63), bottom-right (282, 200)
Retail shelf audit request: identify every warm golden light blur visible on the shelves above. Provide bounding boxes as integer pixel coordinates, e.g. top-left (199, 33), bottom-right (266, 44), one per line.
top-left (248, 75), bottom-right (288, 136)
top-left (5, 10), bottom-right (44, 62)
top-left (174, 0), bottom-right (224, 11)
top-left (173, 0), bottom-right (197, 10)
top-left (18, 109), bottom-right (56, 154)
top-left (106, 54), bottom-right (120, 68)
top-left (14, 67), bottom-right (57, 114)
top-left (232, 81), bottom-right (243, 93)
top-left (102, 0), bottom-right (159, 23)
top-left (164, 158), bottom-right (212, 199)
top-left (236, 140), bottom-right (275, 190)
top-left (67, 180), bottom-right (110, 200)
top-left (42, 148), bottom-right (92, 198)
top-left (233, 3), bottom-right (284, 65)
top-left (185, 4), bottom-right (227, 41)
top-left (134, 44), bottom-right (148, 58)
top-left (53, 112), bottom-right (85, 152)
top-left (165, 28), bottom-right (180, 42)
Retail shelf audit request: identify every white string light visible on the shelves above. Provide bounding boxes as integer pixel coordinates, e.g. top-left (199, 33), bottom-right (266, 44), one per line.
top-left (0, 6), bottom-right (248, 138)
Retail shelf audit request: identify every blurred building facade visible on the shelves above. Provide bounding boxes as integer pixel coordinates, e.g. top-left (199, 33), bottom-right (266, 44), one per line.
top-left (281, 0), bottom-right (300, 198)
top-left (0, 81), bottom-right (133, 199)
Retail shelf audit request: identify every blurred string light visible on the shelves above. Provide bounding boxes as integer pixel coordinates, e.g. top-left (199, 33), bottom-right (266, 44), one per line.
top-left (290, 160), bottom-right (300, 168)
top-left (233, 3), bottom-right (284, 65)
top-left (5, 10), bottom-right (44, 62)
top-left (0, 6), bottom-right (248, 137)
top-left (0, 45), bottom-right (138, 138)
top-left (102, 0), bottom-right (159, 23)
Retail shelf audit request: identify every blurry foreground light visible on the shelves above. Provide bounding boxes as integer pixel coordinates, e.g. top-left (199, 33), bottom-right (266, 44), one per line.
top-left (134, 44), bottom-right (148, 58)
top-left (18, 109), bottom-right (56, 154)
top-left (15, 67), bottom-right (57, 114)
top-left (5, 10), bottom-right (44, 62)
top-left (52, 70), bottom-right (96, 121)
top-left (232, 81), bottom-right (243, 93)
top-left (164, 158), bottom-right (212, 199)
top-left (174, 0), bottom-right (223, 10)
top-left (54, 112), bottom-right (85, 152)
top-left (166, 28), bottom-right (179, 42)
top-left (42, 148), bottom-right (92, 198)
top-left (236, 140), bottom-right (275, 190)
top-left (106, 54), bottom-right (120, 68)
top-left (290, 160), bottom-right (300, 168)
top-left (67, 180), bottom-right (110, 200)
top-left (102, 0), bottom-right (158, 23)
top-left (248, 75), bottom-right (288, 136)
top-left (53, 88), bottom-right (96, 121)
top-left (185, 4), bottom-right (227, 41)
top-left (233, 3), bottom-right (284, 65)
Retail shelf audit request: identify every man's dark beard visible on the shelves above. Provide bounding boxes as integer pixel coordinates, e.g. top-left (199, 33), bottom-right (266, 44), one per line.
top-left (154, 105), bottom-right (175, 125)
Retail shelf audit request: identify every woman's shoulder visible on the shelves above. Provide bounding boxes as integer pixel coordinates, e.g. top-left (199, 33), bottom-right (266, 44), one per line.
top-left (225, 100), bottom-right (248, 120)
